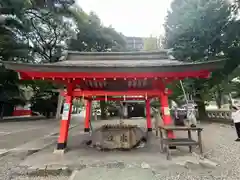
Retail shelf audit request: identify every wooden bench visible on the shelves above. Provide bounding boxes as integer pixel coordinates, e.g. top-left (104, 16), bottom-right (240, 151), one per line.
top-left (159, 125), bottom-right (203, 160)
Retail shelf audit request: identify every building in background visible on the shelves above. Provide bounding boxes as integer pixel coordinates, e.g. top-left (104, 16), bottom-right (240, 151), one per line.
top-left (143, 36), bottom-right (165, 51)
top-left (126, 36), bottom-right (165, 51)
top-left (126, 36), bottom-right (144, 51)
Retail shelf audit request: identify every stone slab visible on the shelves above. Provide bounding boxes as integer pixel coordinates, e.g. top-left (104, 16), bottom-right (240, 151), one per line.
top-left (0, 149), bottom-right (9, 157)
top-left (53, 149), bottom-right (67, 155)
top-left (26, 165), bottom-right (71, 177)
top-left (199, 158), bottom-right (219, 168)
top-left (70, 168), bottom-right (157, 180)
top-left (11, 136), bottom-right (57, 152)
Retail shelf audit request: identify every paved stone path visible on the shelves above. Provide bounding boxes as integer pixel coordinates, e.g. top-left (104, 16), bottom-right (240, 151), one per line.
top-left (0, 119), bottom-right (59, 149)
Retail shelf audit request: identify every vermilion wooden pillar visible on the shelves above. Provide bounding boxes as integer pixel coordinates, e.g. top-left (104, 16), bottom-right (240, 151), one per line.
top-left (84, 100), bottom-right (91, 132)
top-left (160, 91), bottom-right (175, 138)
top-left (146, 99), bottom-right (152, 131)
top-left (56, 84), bottom-right (74, 150)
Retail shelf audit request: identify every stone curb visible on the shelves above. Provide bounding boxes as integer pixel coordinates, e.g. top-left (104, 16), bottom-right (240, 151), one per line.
top-left (26, 165), bottom-right (72, 177)
top-left (199, 159), bottom-right (219, 168)
top-left (68, 170), bottom-right (79, 180)
top-left (0, 149), bottom-right (10, 158)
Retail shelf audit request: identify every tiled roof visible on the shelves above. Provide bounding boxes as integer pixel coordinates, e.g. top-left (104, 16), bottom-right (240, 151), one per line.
top-left (53, 50), bottom-right (181, 67)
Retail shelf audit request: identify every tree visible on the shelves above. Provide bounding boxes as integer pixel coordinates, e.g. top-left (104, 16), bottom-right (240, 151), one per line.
top-left (164, 0), bottom-right (240, 119)
top-left (0, 66), bottom-right (26, 119)
top-left (28, 80), bottom-right (63, 117)
top-left (0, 0), bottom-right (33, 118)
top-left (31, 90), bottom-right (58, 118)
top-left (0, 0), bottom-right (76, 116)
top-left (69, 9), bottom-right (126, 52)
top-left (0, 1), bottom-right (127, 117)
top-left (0, 0), bottom-right (32, 61)
top-left (24, 3), bottom-right (75, 63)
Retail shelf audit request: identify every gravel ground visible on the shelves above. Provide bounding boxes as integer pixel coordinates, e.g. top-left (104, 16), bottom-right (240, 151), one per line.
top-left (13, 176), bottom-right (69, 180)
top-left (152, 123), bottom-right (240, 180)
top-left (0, 148), bottom-right (69, 180)
top-left (0, 149), bottom-right (69, 180)
top-left (0, 122), bottom-right (240, 180)
top-left (0, 152), bottom-right (28, 180)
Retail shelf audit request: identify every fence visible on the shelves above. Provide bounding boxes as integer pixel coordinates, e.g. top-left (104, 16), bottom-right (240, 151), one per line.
top-left (206, 110), bottom-right (232, 122)
top-left (152, 108), bottom-right (233, 127)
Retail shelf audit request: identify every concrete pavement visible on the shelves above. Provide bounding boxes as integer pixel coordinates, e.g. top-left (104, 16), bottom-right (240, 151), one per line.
top-left (0, 114), bottom-right (84, 151)
top-left (70, 168), bottom-right (157, 180)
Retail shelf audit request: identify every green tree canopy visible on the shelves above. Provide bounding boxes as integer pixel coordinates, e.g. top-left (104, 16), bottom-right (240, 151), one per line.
top-left (0, 0), bottom-right (127, 116)
top-left (164, 0), bottom-right (240, 118)
top-left (69, 9), bottom-right (126, 52)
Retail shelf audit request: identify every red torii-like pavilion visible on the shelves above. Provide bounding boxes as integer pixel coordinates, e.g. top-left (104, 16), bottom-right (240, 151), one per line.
top-left (3, 50), bottom-right (224, 151)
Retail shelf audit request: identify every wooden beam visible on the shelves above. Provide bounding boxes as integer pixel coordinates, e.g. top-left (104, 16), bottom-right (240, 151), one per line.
top-left (61, 90), bottom-right (162, 97)
top-left (60, 89), bottom-right (172, 97)
top-left (19, 70), bottom-right (211, 79)
top-left (90, 97), bottom-right (154, 101)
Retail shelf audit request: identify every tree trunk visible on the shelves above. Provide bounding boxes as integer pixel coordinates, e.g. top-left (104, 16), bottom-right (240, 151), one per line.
top-left (228, 93), bottom-right (233, 109)
top-left (100, 100), bottom-right (107, 120)
top-left (215, 94), bottom-right (222, 109)
top-left (46, 111), bottom-right (51, 119)
top-left (215, 85), bottom-right (223, 109)
top-left (195, 93), bottom-right (207, 120)
top-left (0, 104), bottom-right (4, 120)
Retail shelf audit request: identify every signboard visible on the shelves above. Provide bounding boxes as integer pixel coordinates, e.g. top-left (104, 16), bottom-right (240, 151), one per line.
top-left (62, 103), bottom-right (70, 120)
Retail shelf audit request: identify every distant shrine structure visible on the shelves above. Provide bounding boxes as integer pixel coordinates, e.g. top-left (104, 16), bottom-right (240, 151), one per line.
top-left (3, 50), bottom-right (225, 151)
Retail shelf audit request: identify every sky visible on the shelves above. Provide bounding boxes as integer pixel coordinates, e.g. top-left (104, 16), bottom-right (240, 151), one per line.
top-left (76, 0), bottom-right (173, 37)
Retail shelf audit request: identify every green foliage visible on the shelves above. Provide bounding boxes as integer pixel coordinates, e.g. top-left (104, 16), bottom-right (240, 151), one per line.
top-left (165, 0), bottom-right (240, 118)
top-left (165, 0), bottom-right (240, 74)
top-left (29, 80), bottom-right (60, 117)
top-left (0, 66), bottom-right (25, 105)
top-left (0, 0), bottom-right (75, 113)
top-left (0, 0), bottom-right (31, 61)
top-left (31, 91), bottom-right (58, 118)
top-left (69, 9), bottom-right (126, 52)
top-left (0, 0), bottom-right (126, 116)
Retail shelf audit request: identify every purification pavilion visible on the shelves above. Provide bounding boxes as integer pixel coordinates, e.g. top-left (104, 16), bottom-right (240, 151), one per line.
top-left (3, 50), bottom-right (225, 151)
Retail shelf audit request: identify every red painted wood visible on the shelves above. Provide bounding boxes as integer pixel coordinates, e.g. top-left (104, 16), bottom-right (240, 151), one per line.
top-left (12, 110), bottom-right (32, 116)
top-left (18, 70), bottom-right (211, 79)
top-left (58, 93), bottom-right (73, 144)
top-left (62, 90), bottom-right (162, 97)
top-left (84, 100), bottom-right (91, 130)
top-left (160, 91), bottom-right (175, 139)
top-left (59, 88), bottom-right (173, 98)
top-left (58, 120), bottom-right (69, 143)
top-left (89, 97), bottom-right (154, 101)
